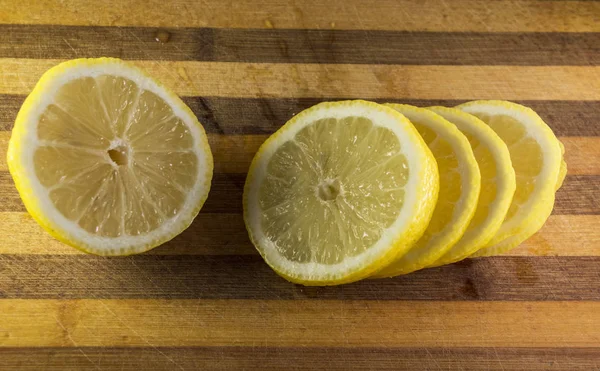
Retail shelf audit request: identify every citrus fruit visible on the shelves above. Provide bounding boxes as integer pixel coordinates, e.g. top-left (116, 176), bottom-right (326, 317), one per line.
top-left (427, 106), bottom-right (516, 266)
top-left (373, 104), bottom-right (480, 277)
top-left (7, 58), bottom-right (213, 255)
top-left (244, 100), bottom-right (438, 285)
top-left (457, 100), bottom-right (563, 257)
top-left (556, 140), bottom-right (567, 191)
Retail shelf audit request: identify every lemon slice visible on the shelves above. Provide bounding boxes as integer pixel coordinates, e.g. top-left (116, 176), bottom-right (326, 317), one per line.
top-left (7, 58), bottom-right (213, 255)
top-left (372, 104), bottom-right (481, 278)
top-left (427, 106), bottom-right (516, 266)
top-left (373, 104), bottom-right (480, 277)
top-left (457, 100), bottom-right (563, 257)
top-left (556, 140), bottom-right (568, 191)
top-left (244, 100), bottom-right (438, 285)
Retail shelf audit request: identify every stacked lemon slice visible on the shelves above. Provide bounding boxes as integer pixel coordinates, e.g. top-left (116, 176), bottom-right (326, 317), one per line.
top-left (244, 100), bottom-right (566, 285)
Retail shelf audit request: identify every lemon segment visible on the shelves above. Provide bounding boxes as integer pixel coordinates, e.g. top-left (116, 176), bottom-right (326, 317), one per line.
top-left (244, 100), bottom-right (439, 285)
top-left (373, 104), bottom-right (480, 277)
top-left (7, 58), bottom-right (213, 255)
top-left (427, 107), bottom-right (516, 266)
top-left (457, 100), bottom-right (563, 257)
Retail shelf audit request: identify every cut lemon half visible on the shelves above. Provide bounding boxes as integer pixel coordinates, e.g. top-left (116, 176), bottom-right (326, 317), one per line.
top-left (427, 106), bottom-right (516, 266)
top-left (457, 100), bottom-right (563, 257)
top-left (7, 58), bottom-right (213, 255)
top-left (244, 100), bottom-right (438, 285)
top-left (373, 104), bottom-right (480, 277)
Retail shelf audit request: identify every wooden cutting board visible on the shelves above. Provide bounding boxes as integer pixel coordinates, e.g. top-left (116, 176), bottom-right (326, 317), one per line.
top-left (1, 1), bottom-right (599, 369)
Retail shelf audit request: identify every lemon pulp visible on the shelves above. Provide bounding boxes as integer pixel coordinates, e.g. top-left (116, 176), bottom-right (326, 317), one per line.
top-left (259, 116), bottom-right (410, 264)
top-left (34, 76), bottom-right (199, 237)
top-left (244, 100), bottom-right (438, 285)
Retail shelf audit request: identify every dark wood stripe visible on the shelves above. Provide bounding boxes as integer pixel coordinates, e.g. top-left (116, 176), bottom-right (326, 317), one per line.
top-left (1, 25), bottom-right (214, 61)
top-left (0, 255), bottom-right (598, 300)
top-left (0, 172), bottom-right (245, 214)
top-left (1, 25), bottom-right (598, 65)
top-left (0, 172), bottom-right (24, 213)
top-left (203, 173), bottom-right (245, 213)
top-left (0, 95), bottom-right (20, 131)
top-left (2, 95), bottom-right (600, 136)
top-left (555, 175), bottom-right (600, 215)
top-left (1, 173), bottom-right (598, 215)
top-left (182, 98), bottom-right (600, 137)
top-left (212, 29), bottom-right (600, 66)
top-left (1, 347), bottom-right (598, 371)
top-left (201, 174), bottom-right (600, 215)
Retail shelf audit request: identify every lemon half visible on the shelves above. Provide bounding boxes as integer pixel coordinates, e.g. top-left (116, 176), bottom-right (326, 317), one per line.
top-left (7, 58), bottom-right (213, 255)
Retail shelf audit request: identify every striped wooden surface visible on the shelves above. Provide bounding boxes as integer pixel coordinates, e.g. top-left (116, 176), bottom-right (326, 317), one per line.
top-left (1, 1), bottom-right (599, 369)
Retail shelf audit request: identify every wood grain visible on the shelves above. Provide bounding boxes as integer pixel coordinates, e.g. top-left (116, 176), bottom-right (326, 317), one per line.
top-left (2, 60), bottom-right (599, 100)
top-left (554, 176), bottom-right (600, 215)
top-left (0, 255), bottom-right (599, 300)
top-left (0, 300), bottom-right (598, 347)
top-left (2, 347), bottom-right (599, 371)
top-left (1, 1), bottom-right (599, 368)
top-left (0, 172), bottom-right (244, 214)
top-left (1, 132), bottom-right (598, 175)
top-left (2, 25), bottom-right (599, 65)
top-left (4, 96), bottom-right (600, 136)
top-left (515, 215), bottom-right (600, 257)
top-left (0, 212), bottom-right (254, 255)
top-left (2, 0), bottom-right (599, 32)
top-left (0, 213), bottom-right (597, 257)
top-left (0, 172), bottom-right (596, 214)
top-left (561, 137), bottom-right (600, 175)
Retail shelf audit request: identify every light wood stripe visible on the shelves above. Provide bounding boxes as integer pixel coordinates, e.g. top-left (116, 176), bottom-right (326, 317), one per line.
top-left (2, 0), bottom-right (599, 32)
top-left (208, 134), bottom-right (264, 174)
top-left (2, 60), bottom-right (599, 100)
top-left (1, 134), bottom-right (595, 175)
top-left (561, 137), bottom-right (600, 176)
top-left (2, 347), bottom-right (599, 371)
top-left (0, 300), bottom-right (598, 347)
top-left (0, 213), bottom-right (597, 256)
top-left (513, 215), bottom-right (600, 257)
